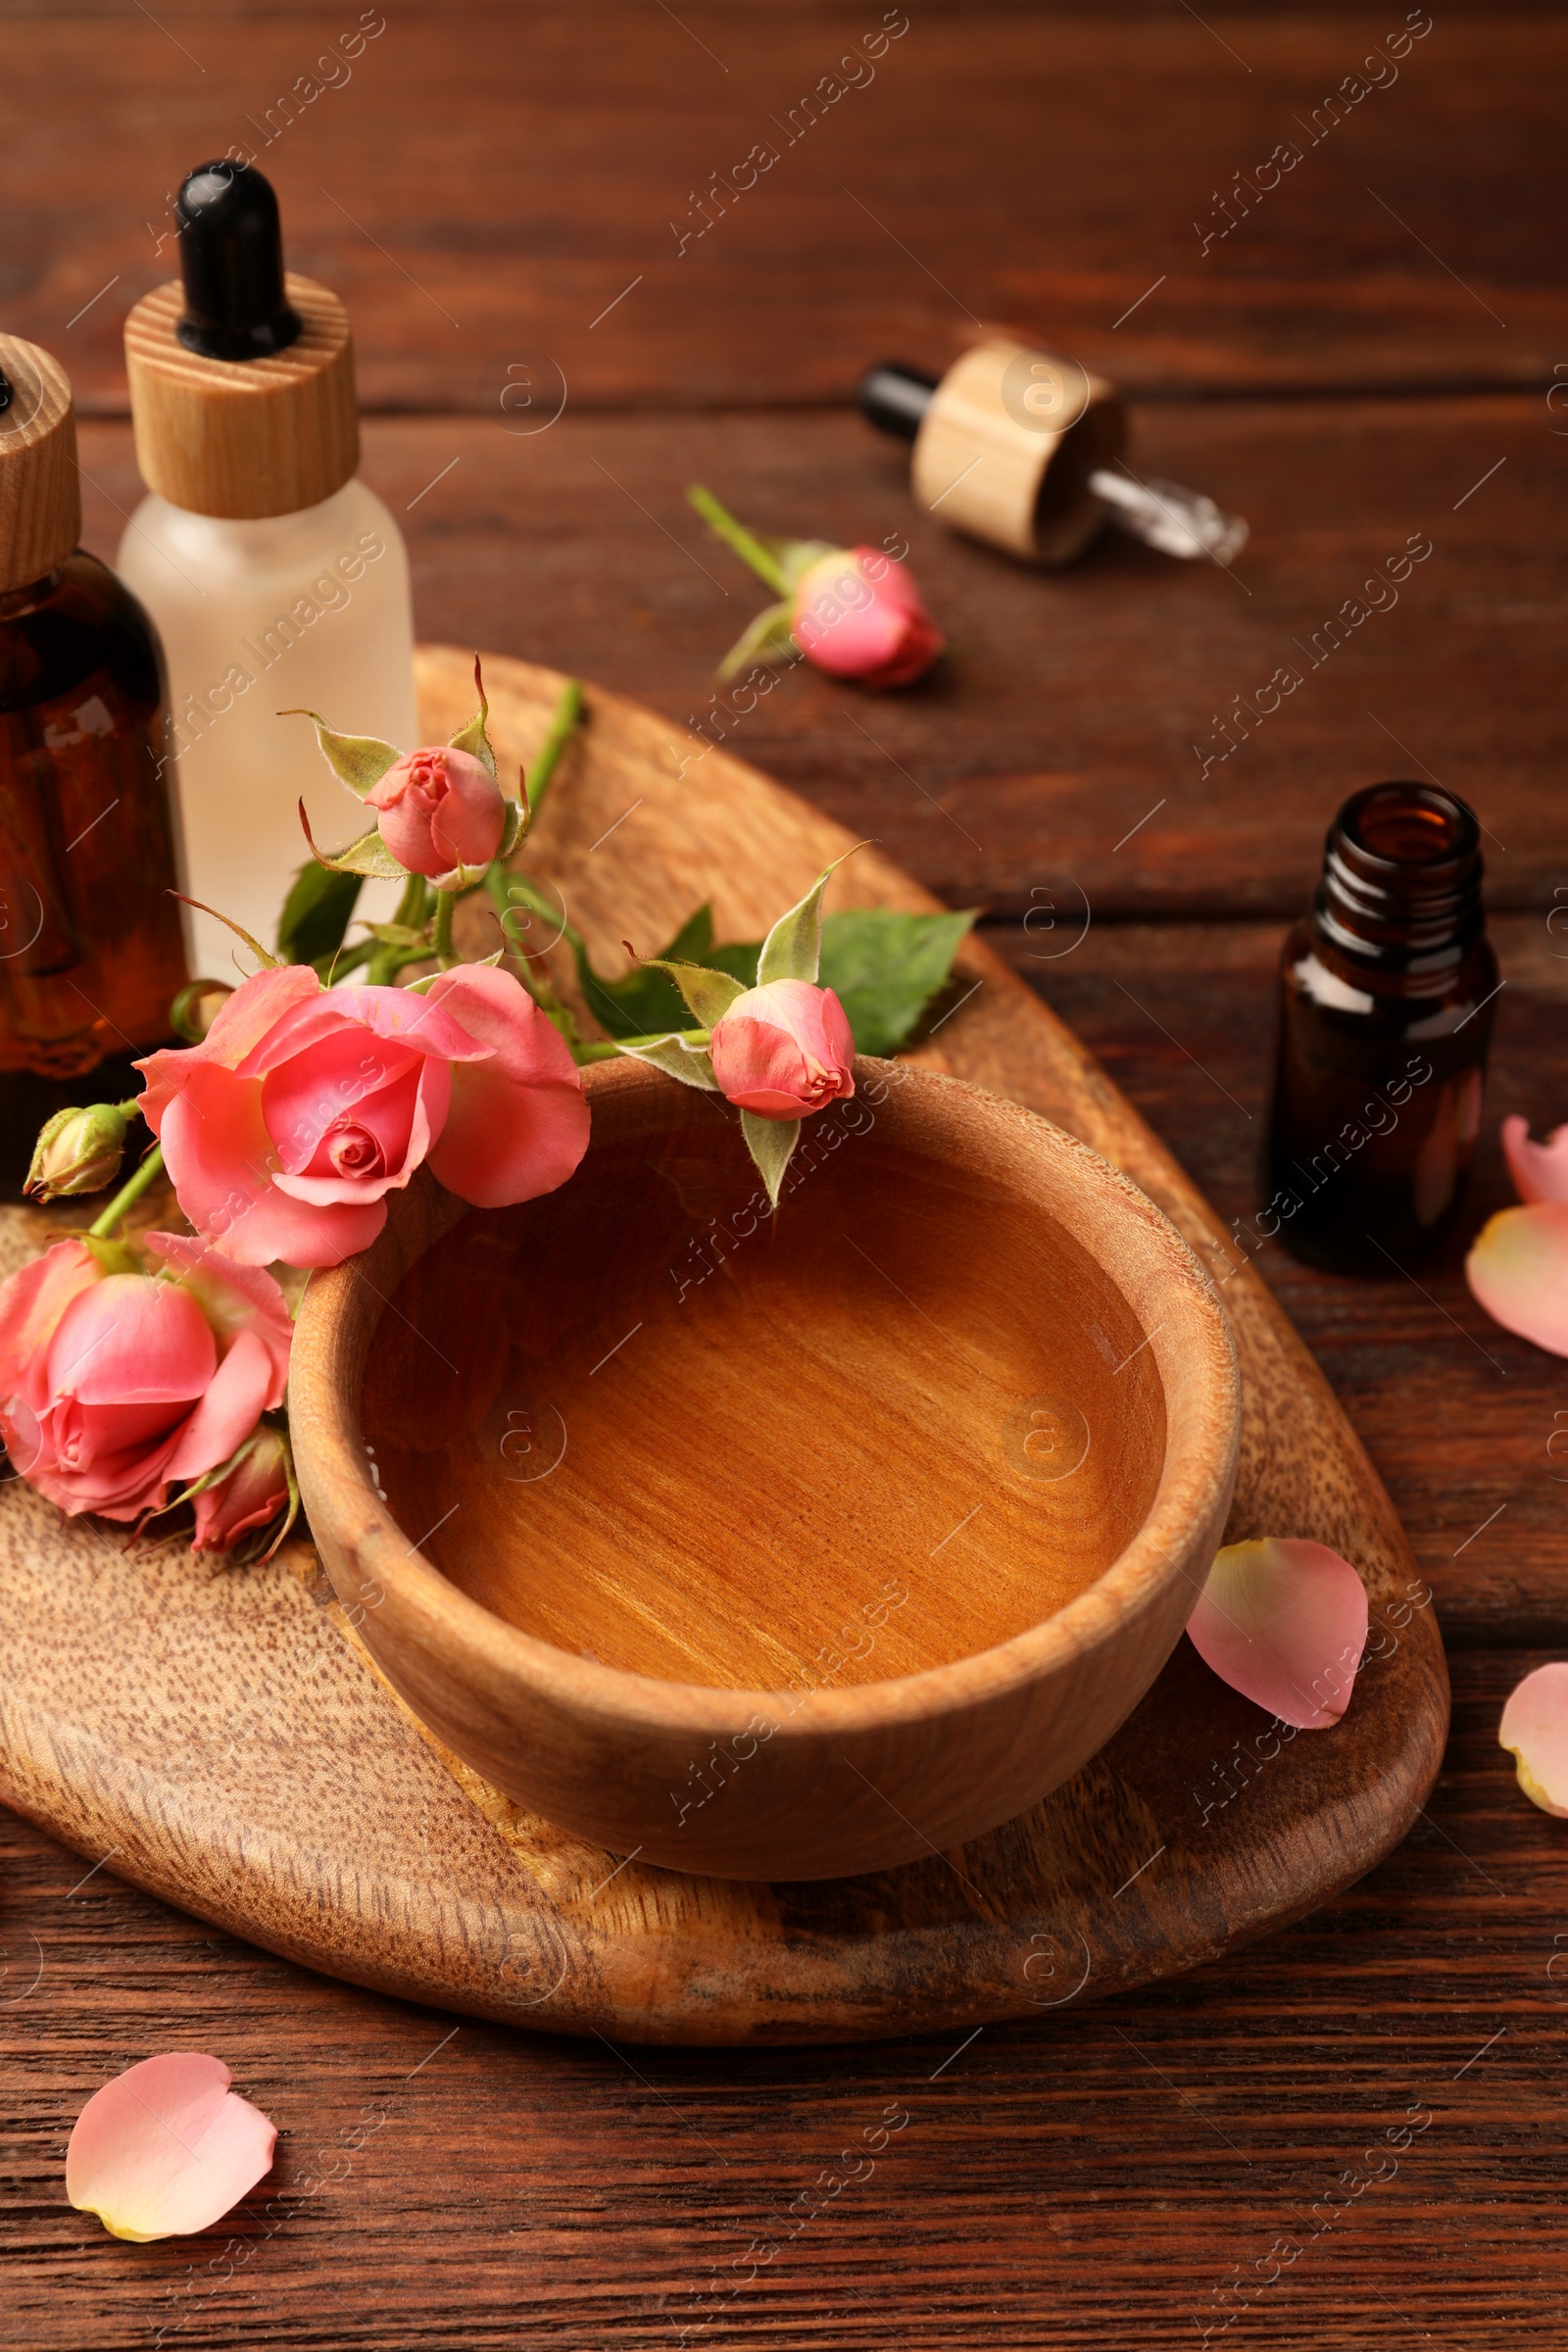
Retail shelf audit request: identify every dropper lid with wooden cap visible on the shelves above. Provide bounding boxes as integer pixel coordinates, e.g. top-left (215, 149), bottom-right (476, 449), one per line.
top-left (124, 160), bottom-right (359, 519)
top-left (0, 335), bottom-right (81, 594)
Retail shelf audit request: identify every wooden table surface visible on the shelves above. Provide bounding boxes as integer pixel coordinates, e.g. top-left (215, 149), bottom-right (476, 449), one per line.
top-left (5, 7), bottom-right (1566, 2346)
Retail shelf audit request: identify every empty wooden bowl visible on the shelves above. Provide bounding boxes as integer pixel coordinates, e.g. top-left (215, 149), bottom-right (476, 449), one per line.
top-left (289, 1056), bottom-right (1241, 1881)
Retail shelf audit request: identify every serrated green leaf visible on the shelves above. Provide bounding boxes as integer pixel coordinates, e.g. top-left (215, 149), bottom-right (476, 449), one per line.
top-left (317, 825), bottom-right (408, 882)
top-left (817, 907), bottom-right (979, 1055)
top-left (756, 846), bottom-right (866, 989)
top-left (281, 710), bottom-right (401, 797)
top-left (616, 1031), bottom-right (720, 1091)
top-left (446, 654), bottom-right (498, 780)
top-left (716, 598), bottom-right (797, 682)
top-left (740, 1110), bottom-right (800, 1207)
top-left (275, 858), bottom-right (364, 967)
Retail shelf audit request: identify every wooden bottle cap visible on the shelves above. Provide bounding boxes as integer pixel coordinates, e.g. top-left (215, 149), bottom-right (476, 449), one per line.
top-left (123, 272), bottom-right (360, 520)
top-left (0, 335), bottom-right (81, 594)
top-left (910, 335), bottom-right (1126, 567)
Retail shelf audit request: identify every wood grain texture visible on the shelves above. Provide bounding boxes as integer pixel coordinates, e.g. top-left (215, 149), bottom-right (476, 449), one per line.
top-left (71, 393), bottom-right (1564, 921)
top-left (292, 1056), bottom-right (1241, 1879)
top-left (0, 1647), bottom-right (1558, 2352)
top-left (6, 7), bottom-right (1562, 410)
top-left (0, 336), bottom-right (79, 595)
top-left (0, 649), bottom-right (1445, 2044)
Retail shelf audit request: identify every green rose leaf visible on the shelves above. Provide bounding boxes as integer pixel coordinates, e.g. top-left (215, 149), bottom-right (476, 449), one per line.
top-left (281, 710), bottom-right (401, 797)
top-left (275, 858), bottom-right (364, 969)
top-left (817, 906), bottom-right (978, 1055)
top-left (740, 1109), bottom-right (800, 1208)
top-left (569, 904), bottom-right (718, 1039)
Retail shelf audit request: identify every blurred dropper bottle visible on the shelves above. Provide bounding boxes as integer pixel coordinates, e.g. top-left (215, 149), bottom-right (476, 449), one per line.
top-left (0, 333), bottom-right (187, 1194)
top-left (118, 161), bottom-right (417, 976)
top-left (858, 342), bottom-right (1248, 568)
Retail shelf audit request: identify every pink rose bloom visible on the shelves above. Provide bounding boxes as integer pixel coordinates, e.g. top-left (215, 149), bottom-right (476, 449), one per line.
top-left (710, 978), bottom-right (857, 1120)
top-left (791, 547), bottom-right (943, 689)
top-left (0, 1233), bottom-right (290, 1525)
top-left (192, 1425), bottom-right (289, 1552)
top-left (365, 745), bottom-right (505, 884)
top-left (135, 963), bottom-right (590, 1269)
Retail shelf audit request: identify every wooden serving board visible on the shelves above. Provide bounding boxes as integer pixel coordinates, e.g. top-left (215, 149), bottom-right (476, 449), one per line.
top-left (0, 647), bottom-right (1448, 2046)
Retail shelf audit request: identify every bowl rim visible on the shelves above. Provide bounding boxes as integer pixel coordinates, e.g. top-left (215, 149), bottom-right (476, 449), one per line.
top-left (289, 1056), bottom-right (1241, 1740)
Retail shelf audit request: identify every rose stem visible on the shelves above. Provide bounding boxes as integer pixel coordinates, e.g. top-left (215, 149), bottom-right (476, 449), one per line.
top-left (87, 1143), bottom-right (166, 1238)
top-left (366, 871), bottom-right (429, 986)
top-left (432, 888), bottom-right (458, 969)
top-left (686, 484), bottom-right (790, 596)
top-left (523, 677), bottom-right (584, 825)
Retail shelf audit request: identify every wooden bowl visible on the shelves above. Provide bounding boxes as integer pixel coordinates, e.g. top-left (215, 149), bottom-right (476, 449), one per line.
top-left (289, 1056), bottom-right (1240, 1881)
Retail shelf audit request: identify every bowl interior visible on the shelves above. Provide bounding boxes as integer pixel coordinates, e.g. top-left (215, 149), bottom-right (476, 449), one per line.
top-left (361, 1078), bottom-right (1167, 1692)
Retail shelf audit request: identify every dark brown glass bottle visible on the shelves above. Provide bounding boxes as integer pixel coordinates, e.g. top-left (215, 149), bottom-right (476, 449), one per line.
top-left (0, 337), bottom-right (187, 1195)
top-left (1264, 781), bottom-right (1497, 1276)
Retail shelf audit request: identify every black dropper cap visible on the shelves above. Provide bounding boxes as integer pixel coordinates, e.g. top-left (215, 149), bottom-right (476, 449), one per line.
top-left (0, 365), bottom-right (12, 416)
top-left (174, 161), bottom-right (303, 362)
top-left (857, 361), bottom-right (939, 442)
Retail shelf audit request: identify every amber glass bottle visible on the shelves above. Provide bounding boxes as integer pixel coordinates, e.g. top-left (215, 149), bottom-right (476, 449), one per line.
top-left (0, 337), bottom-right (187, 1194)
top-left (1264, 781), bottom-right (1497, 1275)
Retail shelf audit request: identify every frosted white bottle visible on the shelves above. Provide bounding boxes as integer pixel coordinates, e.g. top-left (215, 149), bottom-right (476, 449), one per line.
top-left (118, 483), bottom-right (417, 975)
top-left (120, 160), bottom-right (418, 978)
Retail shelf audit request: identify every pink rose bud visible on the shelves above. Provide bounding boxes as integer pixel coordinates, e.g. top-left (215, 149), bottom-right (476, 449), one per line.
top-left (365, 745), bottom-right (506, 883)
top-left (709, 978), bottom-right (857, 1120)
top-left (791, 546), bottom-right (944, 689)
top-left (192, 1425), bottom-right (291, 1553)
top-left (24, 1102), bottom-right (128, 1202)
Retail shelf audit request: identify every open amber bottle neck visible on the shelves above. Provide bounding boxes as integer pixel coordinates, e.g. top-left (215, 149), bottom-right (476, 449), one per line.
top-left (1311, 780), bottom-right (1486, 985)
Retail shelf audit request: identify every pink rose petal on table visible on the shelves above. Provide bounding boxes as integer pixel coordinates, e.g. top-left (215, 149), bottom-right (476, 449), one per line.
top-left (67, 2052), bottom-right (275, 2242)
top-left (1498, 1661), bottom-right (1568, 1817)
top-left (1465, 1201), bottom-right (1568, 1356)
top-left (1501, 1115), bottom-right (1568, 1205)
top-left (1187, 1538), bottom-right (1370, 1730)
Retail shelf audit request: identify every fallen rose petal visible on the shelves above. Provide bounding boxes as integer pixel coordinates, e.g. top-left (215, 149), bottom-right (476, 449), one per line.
top-left (1187, 1538), bottom-right (1369, 1731)
top-left (67, 2052), bottom-right (275, 2242)
top-left (1501, 1115), bottom-right (1568, 1205)
top-left (1498, 1661), bottom-right (1568, 1817)
top-left (1465, 1201), bottom-right (1568, 1356)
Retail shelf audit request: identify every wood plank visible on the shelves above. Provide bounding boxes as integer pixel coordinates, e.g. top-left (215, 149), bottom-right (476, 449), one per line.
top-left (74, 398), bottom-right (1566, 916)
top-left (10, 9), bottom-right (1562, 411)
top-left (988, 913), bottom-right (1568, 1649)
top-left (2, 1647), bottom-right (1559, 2351)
